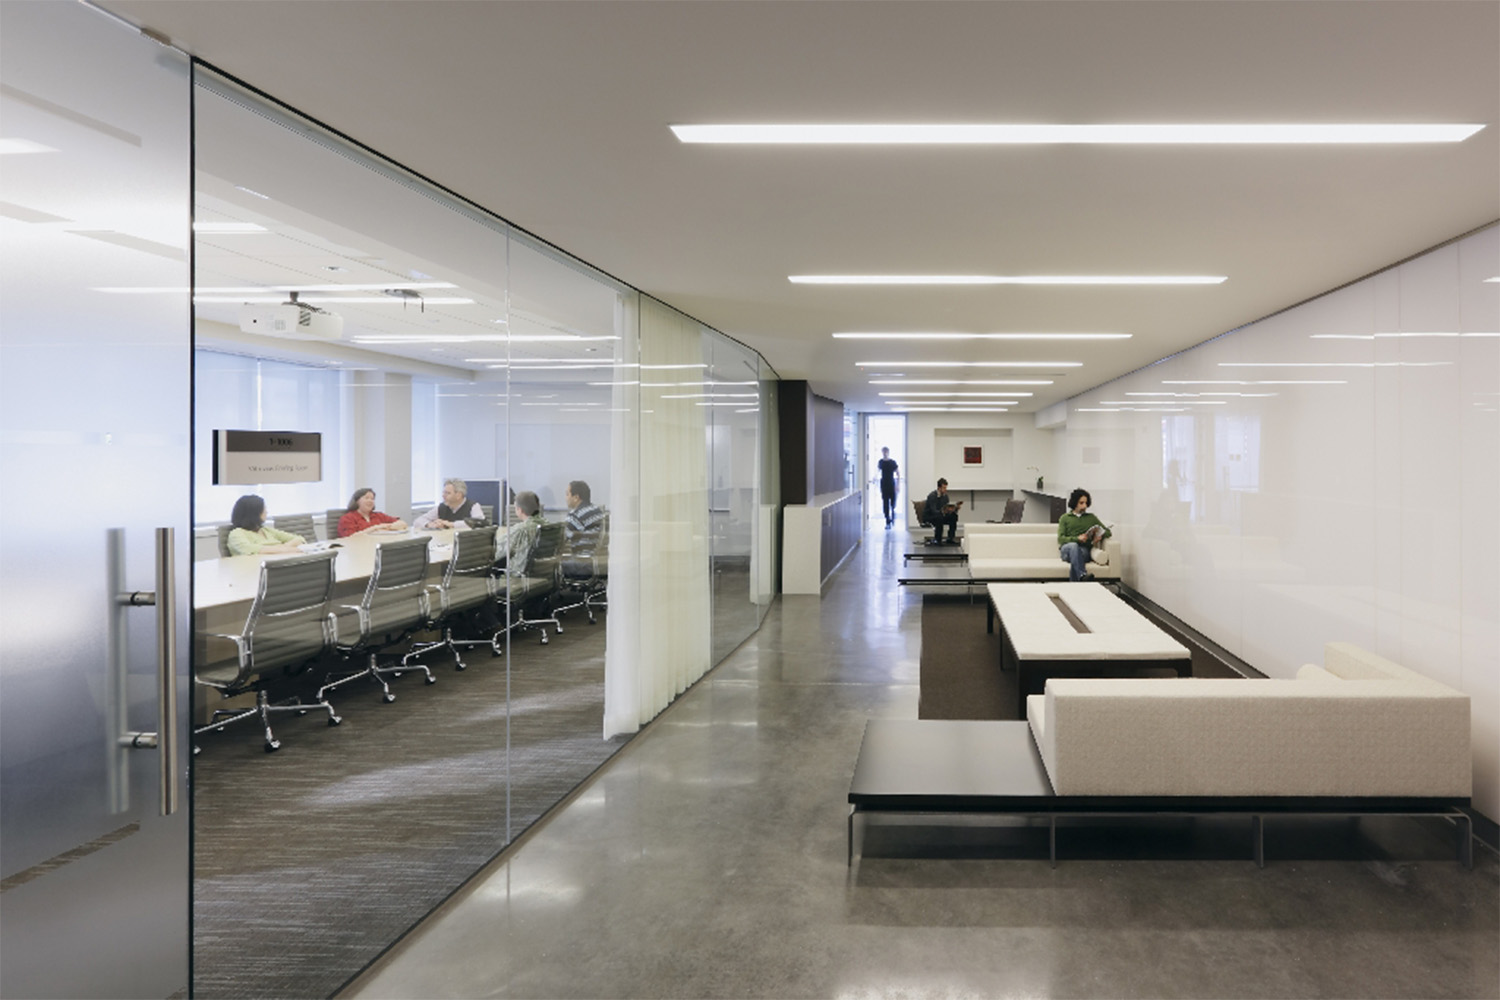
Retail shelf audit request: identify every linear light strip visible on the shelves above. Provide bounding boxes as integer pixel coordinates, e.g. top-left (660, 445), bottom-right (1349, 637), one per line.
top-left (856, 361), bottom-right (1082, 368)
top-left (795, 275), bottom-right (1224, 285)
top-left (877, 391), bottom-right (1031, 398)
top-left (673, 123), bottom-right (1484, 144)
top-left (834, 332), bottom-right (1129, 339)
top-left (868, 379), bottom-right (1053, 386)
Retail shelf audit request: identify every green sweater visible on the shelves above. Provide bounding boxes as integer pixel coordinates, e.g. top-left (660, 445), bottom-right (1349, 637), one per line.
top-left (227, 525), bottom-right (303, 556)
top-left (1057, 511), bottom-right (1110, 548)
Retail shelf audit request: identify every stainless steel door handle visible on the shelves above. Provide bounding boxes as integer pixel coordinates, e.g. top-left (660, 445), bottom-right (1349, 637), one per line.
top-left (153, 527), bottom-right (179, 816)
top-left (114, 528), bottom-right (180, 816)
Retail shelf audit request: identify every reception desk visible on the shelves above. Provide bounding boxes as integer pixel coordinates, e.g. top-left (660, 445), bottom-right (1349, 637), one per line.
top-left (782, 490), bottom-right (862, 595)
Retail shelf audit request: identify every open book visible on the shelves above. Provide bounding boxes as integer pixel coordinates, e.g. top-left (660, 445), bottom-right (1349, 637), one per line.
top-left (943, 500), bottom-right (964, 514)
top-left (1081, 523), bottom-right (1109, 544)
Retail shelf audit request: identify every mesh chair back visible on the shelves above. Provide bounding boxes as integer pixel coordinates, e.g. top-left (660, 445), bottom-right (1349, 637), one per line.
top-left (326, 508), bottom-right (351, 537)
top-left (912, 500), bottom-right (931, 528)
top-left (217, 524), bottom-right (235, 558)
top-left (439, 526), bottom-right (498, 615)
top-left (272, 514), bottom-right (316, 543)
top-left (241, 551), bottom-right (338, 675)
top-left (360, 535), bottom-right (432, 640)
top-left (1001, 498), bottom-right (1026, 523)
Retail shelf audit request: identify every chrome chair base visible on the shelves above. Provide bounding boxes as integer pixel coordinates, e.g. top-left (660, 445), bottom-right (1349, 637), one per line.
top-left (320, 650), bottom-right (436, 705)
top-left (193, 689), bottom-right (341, 754)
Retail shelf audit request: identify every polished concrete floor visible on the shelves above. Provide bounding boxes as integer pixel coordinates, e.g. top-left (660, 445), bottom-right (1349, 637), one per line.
top-left (344, 523), bottom-right (1500, 1000)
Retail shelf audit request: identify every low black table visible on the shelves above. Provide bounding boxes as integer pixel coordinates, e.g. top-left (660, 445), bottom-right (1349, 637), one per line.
top-left (895, 564), bottom-right (978, 587)
top-left (846, 719), bottom-right (1473, 867)
top-left (902, 546), bottom-right (967, 565)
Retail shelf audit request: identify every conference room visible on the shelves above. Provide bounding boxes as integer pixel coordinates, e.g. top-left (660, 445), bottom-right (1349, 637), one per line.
top-left (184, 70), bottom-right (779, 996)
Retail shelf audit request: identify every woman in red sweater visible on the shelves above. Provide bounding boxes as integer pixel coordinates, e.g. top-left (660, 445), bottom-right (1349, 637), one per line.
top-left (337, 487), bottom-right (408, 538)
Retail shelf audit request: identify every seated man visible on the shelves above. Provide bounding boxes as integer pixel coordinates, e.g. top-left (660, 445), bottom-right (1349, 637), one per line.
top-left (1057, 487), bottom-right (1111, 581)
top-left (413, 477), bottom-right (488, 530)
top-left (564, 479), bottom-right (606, 541)
top-left (923, 478), bottom-right (963, 544)
top-left (502, 490), bottom-right (546, 576)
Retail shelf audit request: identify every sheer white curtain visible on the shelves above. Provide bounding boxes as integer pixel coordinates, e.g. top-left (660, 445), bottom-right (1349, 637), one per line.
top-left (604, 297), bottom-right (711, 737)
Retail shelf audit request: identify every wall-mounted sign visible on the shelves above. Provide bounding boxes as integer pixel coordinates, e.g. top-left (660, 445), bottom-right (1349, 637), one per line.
top-left (213, 430), bottom-right (322, 485)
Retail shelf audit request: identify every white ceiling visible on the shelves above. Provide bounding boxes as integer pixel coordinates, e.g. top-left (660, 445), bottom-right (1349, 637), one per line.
top-left (104, 0), bottom-right (1500, 413)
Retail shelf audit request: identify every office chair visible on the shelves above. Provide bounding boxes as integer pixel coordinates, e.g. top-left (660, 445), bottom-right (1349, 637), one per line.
top-left (407, 526), bottom-right (498, 671)
top-left (194, 550), bottom-right (341, 753)
top-left (555, 515), bottom-right (608, 625)
top-left (272, 513), bottom-right (316, 544)
top-left (216, 523), bottom-right (235, 558)
top-left (495, 520), bottom-right (565, 647)
top-left (912, 500), bottom-right (934, 539)
top-left (1001, 498), bottom-right (1026, 523)
top-left (319, 535), bottom-right (435, 704)
top-left (325, 507), bottom-right (351, 538)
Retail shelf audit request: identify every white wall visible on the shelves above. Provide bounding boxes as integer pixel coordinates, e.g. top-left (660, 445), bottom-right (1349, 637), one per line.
top-left (1051, 226), bottom-right (1499, 821)
top-left (904, 413), bottom-right (1052, 523)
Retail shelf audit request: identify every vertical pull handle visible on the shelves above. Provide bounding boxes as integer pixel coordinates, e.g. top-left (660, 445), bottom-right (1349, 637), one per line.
top-left (154, 527), bottom-right (179, 816)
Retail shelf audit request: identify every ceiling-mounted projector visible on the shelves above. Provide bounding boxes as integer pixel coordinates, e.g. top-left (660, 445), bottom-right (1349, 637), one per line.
top-left (239, 294), bottom-right (345, 340)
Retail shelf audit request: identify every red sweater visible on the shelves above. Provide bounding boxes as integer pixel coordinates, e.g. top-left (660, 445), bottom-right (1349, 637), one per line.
top-left (338, 510), bottom-right (399, 537)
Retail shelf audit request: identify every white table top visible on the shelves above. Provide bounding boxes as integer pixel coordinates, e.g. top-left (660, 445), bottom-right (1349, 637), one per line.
top-left (986, 582), bottom-right (1189, 661)
top-left (193, 526), bottom-right (505, 610)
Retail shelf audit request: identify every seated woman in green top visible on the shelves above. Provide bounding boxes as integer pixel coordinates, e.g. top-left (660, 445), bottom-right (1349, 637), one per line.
top-left (1057, 488), bottom-right (1111, 582)
top-left (226, 494), bottom-right (305, 556)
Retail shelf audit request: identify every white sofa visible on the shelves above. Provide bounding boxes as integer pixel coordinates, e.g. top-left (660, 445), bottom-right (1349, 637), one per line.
top-left (1027, 642), bottom-right (1471, 798)
top-left (967, 530), bottom-right (1121, 581)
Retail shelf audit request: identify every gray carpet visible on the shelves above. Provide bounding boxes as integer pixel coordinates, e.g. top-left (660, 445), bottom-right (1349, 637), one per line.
top-left (191, 608), bottom-right (628, 1000)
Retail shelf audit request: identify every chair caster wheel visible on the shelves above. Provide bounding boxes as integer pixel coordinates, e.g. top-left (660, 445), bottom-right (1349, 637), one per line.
top-left (556, 624), bottom-right (564, 634)
top-left (392, 670), bottom-right (404, 678)
top-left (297, 708), bottom-right (308, 716)
top-left (264, 740), bottom-right (281, 753)
top-left (455, 662), bottom-right (467, 672)
top-left (328, 715), bottom-right (342, 726)
top-left (425, 675), bottom-right (437, 685)
top-left (540, 635), bottom-right (549, 645)
top-left (382, 693), bottom-right (396, 704)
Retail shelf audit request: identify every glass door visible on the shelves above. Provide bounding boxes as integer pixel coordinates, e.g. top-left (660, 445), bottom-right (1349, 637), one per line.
top-left (0, 4), bottom-right (192, 997)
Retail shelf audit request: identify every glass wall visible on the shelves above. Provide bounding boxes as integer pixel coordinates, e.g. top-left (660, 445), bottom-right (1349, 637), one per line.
top-left (189, 68), bottom-right (778, 997)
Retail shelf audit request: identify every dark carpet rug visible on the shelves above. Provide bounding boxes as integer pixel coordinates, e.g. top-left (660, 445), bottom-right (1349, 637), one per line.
top-left (191, 608), bottom-right (628, 1000)
top-left (917, 594), bottom-right (1015, 720)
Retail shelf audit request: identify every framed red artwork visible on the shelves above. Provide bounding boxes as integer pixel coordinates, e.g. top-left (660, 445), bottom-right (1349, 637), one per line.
top-left (963, 446), bottom-right (983, 466)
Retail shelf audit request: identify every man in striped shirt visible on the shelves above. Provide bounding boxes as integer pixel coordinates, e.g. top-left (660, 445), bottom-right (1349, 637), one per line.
top-left (565, 480), bottom-right (607, 538)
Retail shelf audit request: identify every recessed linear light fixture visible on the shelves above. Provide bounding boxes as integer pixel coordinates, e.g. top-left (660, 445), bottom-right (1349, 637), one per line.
top-left (1100, 399), bottom-right (1226, 406)
top-left (1311, 331), bottom-right (1499, 339)
top-left (888, 407), bottom-right (1011, 414)
top-left (0, 138), bottom-right (59, 155)
top-left (193, 222), bottom-right (267, 234)
top-left (1163, 379), bottom-right (1347, 385)
top-left (878, 391), bottom-right (1032, 398)
top-left (795, 275), bottom-right (1223, 285)
top-left (672, 123), bottom-right (1483, 144)
top-left (1219, 361), bottom-right (1452, 368)
top-left (198, 295), bottom-right (474, 305)
top-left (885, 401), bottom-right (1019, 408)
top-left (834, 331), bottom-right (1129, 340)
top-left (868, 379), bottom-right (1053, 386)
top-left (856, 361), bottom-right (1082, 368)
top-left (98, 282), bottom-right (457, 293)
top-left (1486, 277), bottom-right (1500, 283)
